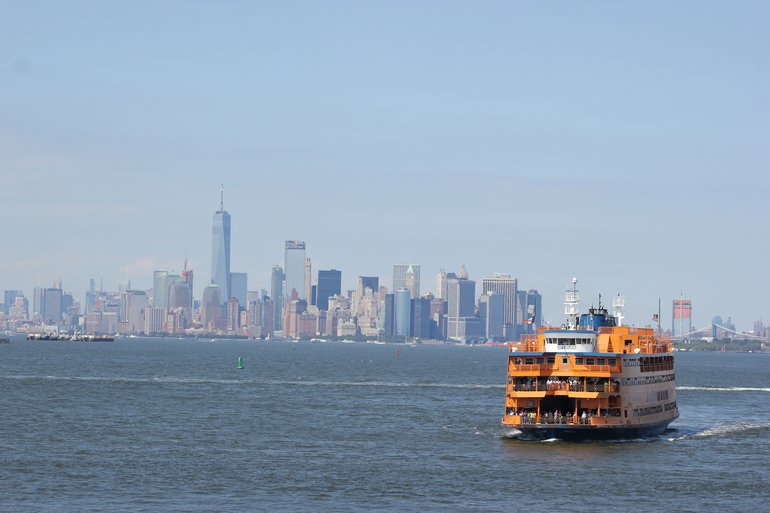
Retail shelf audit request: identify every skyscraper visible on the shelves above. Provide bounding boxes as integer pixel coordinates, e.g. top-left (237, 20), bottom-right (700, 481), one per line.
top-left (200, 285), bottom-right (223, 331)
top-left (360, 276), bottom-right (379, 294)
top-left (230, 272), bottom-right (247, 308)
top-left (436, 270), bottom-right (447, 300)
top-left (120, 289), bottom-right (148, 334)
top-left (316, 269), bottom-right (342, 311)
top-left (211, 187), bottom-right (231, 306)
top-left (447, 277), bottom-right (481, 342)
top-left (394, 288), bottom-right (411, 338)
top-left (304, 257), bottom-right (312, 303)
top-left (479, 293), bottom-right (505, 339)
top-left (4, 290), bottom-right (21, 316)
top-left (482, 274), bottom-right (518, 339)
top-left (42, 287), bottom-right (63, 324)
top-left (393, 264), bottom-right (420, 299)
top-left (271, 265), bottom-right (284, 330)
top-left (154, 272), bottom-right (182, 311)
top-left (383, 293), bottom-right (395, 337)
top-left (410, 296), bottom-right (431, 339)
top-left (284, 241), bottom-right (306, 300)
top-left (673, 298), bottom-right (692, 338)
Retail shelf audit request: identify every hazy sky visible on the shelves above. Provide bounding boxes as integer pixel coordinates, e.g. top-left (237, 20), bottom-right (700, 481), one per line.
top-left (2, 1), bottom-right (768, 330)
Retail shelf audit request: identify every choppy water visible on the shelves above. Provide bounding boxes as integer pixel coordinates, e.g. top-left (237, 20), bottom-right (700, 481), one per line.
top-left (1, 338), bottom-right (768, 512)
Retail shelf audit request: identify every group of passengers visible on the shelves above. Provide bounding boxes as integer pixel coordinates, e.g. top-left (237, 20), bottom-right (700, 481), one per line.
top-left (507, 409), bottom-right (621, 424)
top-left (513, 377), bottom-right (613, 392)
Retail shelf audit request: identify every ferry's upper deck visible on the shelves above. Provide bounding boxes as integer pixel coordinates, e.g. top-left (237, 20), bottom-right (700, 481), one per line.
top-left (515, 324), bottom-right (672, 355)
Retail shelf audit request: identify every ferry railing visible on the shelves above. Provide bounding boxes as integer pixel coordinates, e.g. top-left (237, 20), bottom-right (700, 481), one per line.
top-left (507, 414), bottom-right (624, 426)
top-left (509, 381), bottom-right (618, 394)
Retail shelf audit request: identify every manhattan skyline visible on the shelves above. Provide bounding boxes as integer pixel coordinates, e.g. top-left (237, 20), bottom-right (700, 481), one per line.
top-left (2, 2), bottom-right (768, 329)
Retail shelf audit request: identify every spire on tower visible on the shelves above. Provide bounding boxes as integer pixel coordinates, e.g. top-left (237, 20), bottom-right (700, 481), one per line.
top-left (220, 183), bottom-right (224, 211)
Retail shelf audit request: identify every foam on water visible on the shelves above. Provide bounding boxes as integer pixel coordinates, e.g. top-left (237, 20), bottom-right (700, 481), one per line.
top-left (677, 386), bottom-right (770, 392)
top-left (667, 422), bottom-right (770, 441)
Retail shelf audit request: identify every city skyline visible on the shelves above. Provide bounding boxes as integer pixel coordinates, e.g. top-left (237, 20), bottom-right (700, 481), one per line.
top-left (2, 2), bottom-right (768, 329)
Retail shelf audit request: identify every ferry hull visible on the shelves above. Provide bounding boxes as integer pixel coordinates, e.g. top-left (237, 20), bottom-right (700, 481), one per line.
top-left (507, 420), bottom-right (675, 442)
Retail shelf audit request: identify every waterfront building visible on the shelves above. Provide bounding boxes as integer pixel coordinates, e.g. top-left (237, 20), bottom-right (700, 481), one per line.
top-left (211, 187), bottom-right (232, 306)
top-left (154, 272), bottom-right (183, 312)
top-left (120, 289), bottom-right (148, 334)
top-left (316, 269), bottom-right (342, 312)
top-left (42, 288), bottom-right (63, 325)
top-left (479, 293), bottom-right (505, 339)
top-left (181, 263), bottom-right (194, 295)
top-left (304, 257), bottom-right (313, 303)
top-left (383, 293), bottom-right (395, 337)
top-left (230, 272), bottom-right (247, 307)
top-left (447, 277), bottom-right (481, 342)
top-left (8, 294), bottom-right (29, 321)
top-left (393, 264), bottom-right (420, 299)
top-left (482, 274), bottom-right (518, 339)
top-left (436, 270), bottom-right (447, 300)
top-left (360, 277), bottom-right (379, 295)
top-left (429, 298), bottom-right (448, 340)
top-left (226, 297), bottom-right (240, 331)
top-left (3, 290), bottom-right (21, 316)
top-left (33, 286), bottom-right (44, 321)
top-left (271, 265), bottom-right (284, 330)
top-left (153, 270), bottom-right (168, 309)
top-left (85, 278), bottom-right (96, 313)
top-left (410, 296), bottom-right (432, 339)
top-left (284, 241), bottom-right (306, 300)
top-left (168, 280), bottom-right (193, 319)
top-left (143, 307), bottom-right (165, 335)
top-left (516, 289), bottom-right (542, 337)
top-left (447, 316), bottom-right (482, 342)
top-left (200, 285), bottom-right (223, 331)
top-left (447, 278), bottom-right (475, 318)
top-left (261, 298), bottom-right (275, 336)
top-left (284, 298), bottom-right (308, 339)
top-left (394, 288), bottom-right (411, 338)
top-left (673, 298), bottom-right (692, 338)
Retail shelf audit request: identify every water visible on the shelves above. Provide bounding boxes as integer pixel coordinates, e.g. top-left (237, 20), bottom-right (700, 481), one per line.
top-left (1, 338), bottom-right (768, 512)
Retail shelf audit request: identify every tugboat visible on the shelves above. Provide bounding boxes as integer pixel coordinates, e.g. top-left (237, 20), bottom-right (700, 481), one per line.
top-left (502, 278), bottom-right (678, 441)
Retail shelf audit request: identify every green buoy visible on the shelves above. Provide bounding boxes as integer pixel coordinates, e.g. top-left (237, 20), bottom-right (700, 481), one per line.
top-left (237, 356), bottom-right (244, 369)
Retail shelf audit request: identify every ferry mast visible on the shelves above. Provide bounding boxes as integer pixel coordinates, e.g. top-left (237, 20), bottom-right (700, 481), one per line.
top-left (564, 277), bottom-right (580, 329)
top-left (613, 294), bottom-right (625, 327)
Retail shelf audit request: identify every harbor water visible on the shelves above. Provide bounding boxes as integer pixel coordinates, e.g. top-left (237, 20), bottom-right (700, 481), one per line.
top-left (1, 338), bottom-right (768, 512)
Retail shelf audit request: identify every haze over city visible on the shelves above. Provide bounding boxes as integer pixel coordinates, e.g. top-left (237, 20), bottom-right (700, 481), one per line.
top-left (2, 1), bottom-right (768, 329)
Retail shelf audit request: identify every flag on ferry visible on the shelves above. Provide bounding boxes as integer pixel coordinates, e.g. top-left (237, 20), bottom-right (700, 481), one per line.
top-left (652, 313), bottom-right (659, 322)
top-left (525, 314), bottom-right (535, 325)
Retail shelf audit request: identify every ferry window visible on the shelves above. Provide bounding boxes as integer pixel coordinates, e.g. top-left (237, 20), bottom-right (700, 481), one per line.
top-left (607, 358), bottom-right (616, 366)
top-left (575, 357), bottom-right (584, 365)
top-left (586, 358), bottom-right (595, 365)
top-left (547, 357), bottom-right (555, 364)
top-left (525, 358), bottom-right (534, 364)
top-left (625, 339), bottom-right (632, 346)
top-left (536, 358), bottom-right (544, 364)
top-left (597, 358), bottom-right (606, 365)
top-left (561, 357), bottom-right (568, 364)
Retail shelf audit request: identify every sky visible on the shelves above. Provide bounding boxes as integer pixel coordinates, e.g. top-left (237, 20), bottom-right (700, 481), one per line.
top-left (2, 1), bottom-right (768, 330)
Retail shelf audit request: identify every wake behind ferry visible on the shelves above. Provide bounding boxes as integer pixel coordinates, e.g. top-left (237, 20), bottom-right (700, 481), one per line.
top-left (502, 279), bottom-right (678, 441)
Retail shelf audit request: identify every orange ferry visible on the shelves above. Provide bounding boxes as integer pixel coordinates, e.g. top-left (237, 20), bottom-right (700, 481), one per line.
top-left (502, 279), bottom-right (678, 440)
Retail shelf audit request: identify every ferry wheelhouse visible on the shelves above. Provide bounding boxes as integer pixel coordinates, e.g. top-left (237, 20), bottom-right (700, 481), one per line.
top-left (502, 279), bottom-right (678, 440)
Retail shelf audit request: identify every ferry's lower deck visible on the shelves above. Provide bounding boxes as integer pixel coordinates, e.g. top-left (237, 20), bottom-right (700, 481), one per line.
top-left (502, 349), bottom-right (679, 439)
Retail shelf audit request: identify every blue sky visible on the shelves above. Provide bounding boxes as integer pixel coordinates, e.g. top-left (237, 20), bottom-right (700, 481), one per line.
top-left (2, 1), bottom-right (768, 329)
